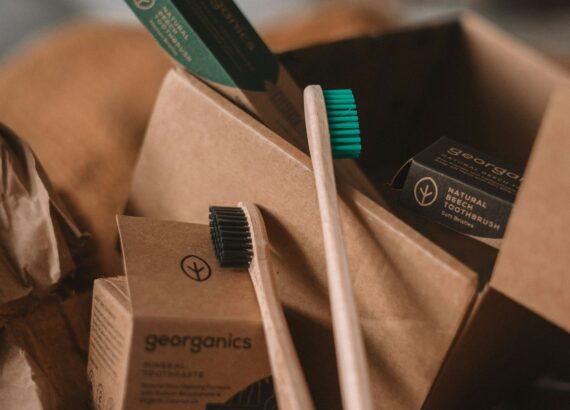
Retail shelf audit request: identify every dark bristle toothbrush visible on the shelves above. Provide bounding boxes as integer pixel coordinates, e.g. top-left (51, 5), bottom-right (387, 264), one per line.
top-left (304, 86), bottom-right (374, 410)
top-left (209, 203), bottom-right (314, 410)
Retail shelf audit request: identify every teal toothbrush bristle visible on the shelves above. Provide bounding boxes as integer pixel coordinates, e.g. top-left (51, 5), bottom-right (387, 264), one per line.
top-left (323, 89), bottom-right (361, 159)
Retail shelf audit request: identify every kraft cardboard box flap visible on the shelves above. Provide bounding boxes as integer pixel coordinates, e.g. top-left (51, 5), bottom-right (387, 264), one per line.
top-left (489, 86), bottom-right (570, 333)
top-left (127, 13), bottom-right (569, 408)
top-left (128, 67), bottom-right (477, 409)
top-left (116, 215), bottom-right (261, 322)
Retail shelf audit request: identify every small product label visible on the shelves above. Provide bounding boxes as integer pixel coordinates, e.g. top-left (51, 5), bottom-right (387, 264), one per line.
top-left (395, 137), bottom-right (523, 247)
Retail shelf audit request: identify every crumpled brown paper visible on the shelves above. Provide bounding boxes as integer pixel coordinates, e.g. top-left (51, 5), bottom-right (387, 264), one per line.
top-left (0, 123), bottom-right (87, 323)
top-left (0, 334), bottom-right (58, 410)
top-left (0, 293), bottom-right (92, 410)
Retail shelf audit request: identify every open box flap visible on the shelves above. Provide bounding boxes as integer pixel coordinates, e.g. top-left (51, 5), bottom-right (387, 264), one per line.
top-left (490, 86), bottom-right (570, 333)
top-left (423, 286), bottom-right (568, 410)
top-left (458, 13), bottom-right (570, 168)
top-left (128, 68), bottom-right (478, 408)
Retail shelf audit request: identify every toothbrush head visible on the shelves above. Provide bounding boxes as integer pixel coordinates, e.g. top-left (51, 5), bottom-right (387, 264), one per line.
top-left (209, 206), bottom-right (253, 268)
top-left (323, 88), bottom-right (361, 159)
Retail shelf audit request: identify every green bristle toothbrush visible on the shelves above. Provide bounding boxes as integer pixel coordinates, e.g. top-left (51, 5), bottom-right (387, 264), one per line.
top-left (209, 203), bottom-right (315, 410)
top-left (304, 86), bottom-right (374, 410)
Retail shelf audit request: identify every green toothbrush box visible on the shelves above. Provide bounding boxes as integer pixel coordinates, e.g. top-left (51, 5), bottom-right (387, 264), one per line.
top-left (125, 0), bottom-right (306, 150)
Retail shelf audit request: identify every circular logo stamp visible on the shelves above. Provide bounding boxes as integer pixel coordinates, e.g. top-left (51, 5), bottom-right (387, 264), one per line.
top-left (414, 176), bottom-right (438, 207)
top-left (133, 0), bottom-right (156, 11)
top-left (181, 255), bottom-right (212, 282)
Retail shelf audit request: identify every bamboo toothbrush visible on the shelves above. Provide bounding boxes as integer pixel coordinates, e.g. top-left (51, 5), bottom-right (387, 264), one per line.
top-left (209, 203), bottom-right (314, 410)
top-left (304, 86), bottom-right (374, 410)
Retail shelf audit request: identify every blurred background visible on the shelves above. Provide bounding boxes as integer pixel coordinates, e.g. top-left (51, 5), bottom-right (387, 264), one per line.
top-left (0, 0), bottom-right (569, 60)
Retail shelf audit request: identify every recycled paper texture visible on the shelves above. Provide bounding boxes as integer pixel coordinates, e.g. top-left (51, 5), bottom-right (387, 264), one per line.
top-left (0, 124), bottom-right (86, 324)
top-left (87, 216), bottom-right (273, 410)
top-left (0, 293), bottom-right (92, 410)
top-left (0, 338), bottom-right (52, 410)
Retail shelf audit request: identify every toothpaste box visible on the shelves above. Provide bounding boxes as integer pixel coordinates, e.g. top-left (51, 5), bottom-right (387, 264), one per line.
top-left (125, 0), bottom-right (307, 151)
top-left (394, 137), bottom-right (523, 248)
top-left (87, 216), bottom-right (273, 410)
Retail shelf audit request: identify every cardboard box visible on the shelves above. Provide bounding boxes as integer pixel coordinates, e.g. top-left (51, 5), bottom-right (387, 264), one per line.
top-left (128, 13), bottom-right (570, 409)
top-left (393, 136), bottom-right (523, 248)
top-left (87, 216), bottom-right (272, 410)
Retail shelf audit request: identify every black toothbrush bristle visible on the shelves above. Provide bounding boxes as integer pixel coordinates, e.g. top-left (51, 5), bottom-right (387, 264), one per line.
top-left (209, 206), bottom-right (253, 268)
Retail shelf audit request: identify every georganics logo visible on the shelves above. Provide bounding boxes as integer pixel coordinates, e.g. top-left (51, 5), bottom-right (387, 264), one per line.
top-left (145, 333), bottom-right (252, 353)
top-left (414, 177), bottom-right (438, 207)
top-left (133, 0), bottom-right (155, 11)
top-left (447, 146), bottom-right (523, 182)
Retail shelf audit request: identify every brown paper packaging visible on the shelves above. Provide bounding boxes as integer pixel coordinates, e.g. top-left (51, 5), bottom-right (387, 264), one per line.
top-left (128, 13), bottom-right (570, 409)
top-left (87, 216), bottom-right (273, 410)
top-left (0, 293), bottom-right (92, 410)
top-left (0, 123), bottom-right (88, 326)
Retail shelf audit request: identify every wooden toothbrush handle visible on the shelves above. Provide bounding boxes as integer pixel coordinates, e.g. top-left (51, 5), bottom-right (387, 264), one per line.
top-left (240, 202), bottom-right (315, 410)
top-left (304, 85), bottom-right (374, 410)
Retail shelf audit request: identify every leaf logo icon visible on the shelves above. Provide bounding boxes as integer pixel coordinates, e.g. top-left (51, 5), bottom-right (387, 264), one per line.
top-left (181, 255), bottom-right (212, 282)
top-left (134, 0), bottom-right (156, 10)
top-left (414, 177), bottom-right (438, 207)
